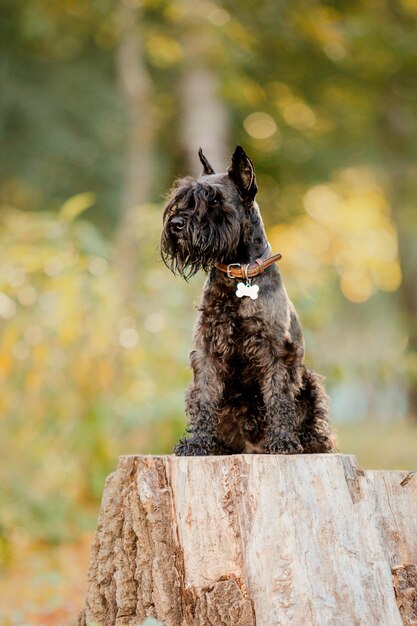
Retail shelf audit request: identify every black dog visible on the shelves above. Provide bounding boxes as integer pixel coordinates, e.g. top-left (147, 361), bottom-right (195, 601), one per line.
top-left (161, 146), bottom-right (335, 455)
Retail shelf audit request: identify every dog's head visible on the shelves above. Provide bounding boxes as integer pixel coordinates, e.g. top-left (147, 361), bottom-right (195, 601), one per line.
top-left (161, 146), bottom-right (258, 278)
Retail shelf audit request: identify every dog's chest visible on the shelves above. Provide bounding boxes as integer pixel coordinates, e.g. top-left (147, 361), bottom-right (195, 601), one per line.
top-left (201, 297), bottom-right (269, 359)
top-left (215, 359), bottom-right (267, 452)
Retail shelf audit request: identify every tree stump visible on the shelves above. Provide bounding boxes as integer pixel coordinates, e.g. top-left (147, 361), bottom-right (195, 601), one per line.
top-left (79, 454), bottom-right (417, 626)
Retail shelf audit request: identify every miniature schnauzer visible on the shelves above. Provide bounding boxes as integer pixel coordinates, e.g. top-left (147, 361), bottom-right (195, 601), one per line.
top-left (161, 146), bottom-right (335, 455)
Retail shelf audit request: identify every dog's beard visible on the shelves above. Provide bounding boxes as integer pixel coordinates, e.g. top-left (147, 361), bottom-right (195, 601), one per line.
top-left (161, 204), bottom-right (241, 279)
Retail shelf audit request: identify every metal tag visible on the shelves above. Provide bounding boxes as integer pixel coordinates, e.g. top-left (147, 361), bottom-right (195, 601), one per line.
top-left (236, 282), bottom-right (259, 300)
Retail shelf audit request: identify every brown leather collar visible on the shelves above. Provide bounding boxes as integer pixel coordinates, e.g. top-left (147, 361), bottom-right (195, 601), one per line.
top-left (215, 244), bottom-right (282, 280)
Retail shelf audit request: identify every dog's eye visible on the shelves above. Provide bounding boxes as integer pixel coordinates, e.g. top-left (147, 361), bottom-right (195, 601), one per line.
top-left (211, 198), bottom-right (221, 208)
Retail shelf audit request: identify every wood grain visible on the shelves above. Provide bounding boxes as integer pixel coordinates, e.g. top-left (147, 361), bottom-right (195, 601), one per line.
top-left (80, 454), bottom-right (417, 626)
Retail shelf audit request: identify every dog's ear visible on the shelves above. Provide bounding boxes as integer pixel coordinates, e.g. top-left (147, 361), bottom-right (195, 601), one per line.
top-left (198, 148), bottom-right (215, 175)
top-left (228, 145), bottom-right (258, 199)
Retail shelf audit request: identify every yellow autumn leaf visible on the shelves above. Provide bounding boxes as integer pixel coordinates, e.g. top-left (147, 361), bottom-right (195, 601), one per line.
top-left (59, 192), bottom-right (96, 223)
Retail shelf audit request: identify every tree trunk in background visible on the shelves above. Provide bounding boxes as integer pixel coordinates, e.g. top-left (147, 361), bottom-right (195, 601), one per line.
top-left (181, 66), bottom-right (230, 175)
top-left (115, 2), bottom-right (156, 299)
top-left (381, 100), bottom-right (417, 421)
top-left (394, 210), bottom-right (417, 420)
top-left (80, 454), bottom-right (417, 626)
top-left (180, 4), bottom-right (229, 175)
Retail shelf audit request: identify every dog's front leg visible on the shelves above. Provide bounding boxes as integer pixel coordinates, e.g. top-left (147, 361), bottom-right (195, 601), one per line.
top-left (173, 398), bottom-right (221, 456)
top-left (174, 350), bottom-right (226, 456)
top-left (261, 369), bottom-right (304, 455)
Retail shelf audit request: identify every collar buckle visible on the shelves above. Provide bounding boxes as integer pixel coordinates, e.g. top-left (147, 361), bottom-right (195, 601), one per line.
top-left (226, 263), bottom-right (241, 279)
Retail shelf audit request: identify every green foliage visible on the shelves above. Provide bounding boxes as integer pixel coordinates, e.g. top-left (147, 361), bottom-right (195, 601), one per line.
top-left (0, 199), bottom-right (197, 556)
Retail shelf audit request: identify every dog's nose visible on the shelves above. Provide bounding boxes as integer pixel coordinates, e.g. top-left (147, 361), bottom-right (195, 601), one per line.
top-left (171, 216), bottom-right (185, 230)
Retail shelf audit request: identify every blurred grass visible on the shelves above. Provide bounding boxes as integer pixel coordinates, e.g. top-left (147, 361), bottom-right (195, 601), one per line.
top-left (337, 419), bottom-right (417, 470)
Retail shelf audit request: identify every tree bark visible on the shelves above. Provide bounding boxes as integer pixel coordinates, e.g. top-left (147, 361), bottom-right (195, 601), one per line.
top-left (79, 454), bottom-right (417, 626)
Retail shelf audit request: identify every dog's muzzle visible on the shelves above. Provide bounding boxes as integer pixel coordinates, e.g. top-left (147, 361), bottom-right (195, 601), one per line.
top-left (170, 216), bottom-right (186, 231)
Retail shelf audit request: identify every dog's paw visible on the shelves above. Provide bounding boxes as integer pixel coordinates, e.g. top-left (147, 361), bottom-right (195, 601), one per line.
top-left (266, 433), bottom-right (304, 455)
top-left (173, 438), bottom-right (211, 456)
top-left (299, 431), bottom-right (336, 453)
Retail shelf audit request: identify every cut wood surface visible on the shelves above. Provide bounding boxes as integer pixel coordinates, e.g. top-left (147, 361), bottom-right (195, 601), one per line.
top-left (80, 454), bottom-right (417, 626)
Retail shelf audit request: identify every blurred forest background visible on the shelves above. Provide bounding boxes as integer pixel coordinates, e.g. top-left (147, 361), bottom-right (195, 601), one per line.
top-left (1, 0), bottom-right (417, 623)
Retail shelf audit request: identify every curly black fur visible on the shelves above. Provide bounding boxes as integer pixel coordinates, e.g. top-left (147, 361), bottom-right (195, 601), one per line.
top-left (161, 178), bottom-right (241, 279)
top-left (161, 146), bottom-right (336, 455)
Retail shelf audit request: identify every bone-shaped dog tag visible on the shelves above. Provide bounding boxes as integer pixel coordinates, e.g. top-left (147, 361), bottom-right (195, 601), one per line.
top-left (236, 282), bottom-right (259, 300)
